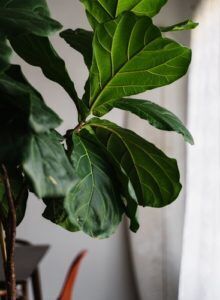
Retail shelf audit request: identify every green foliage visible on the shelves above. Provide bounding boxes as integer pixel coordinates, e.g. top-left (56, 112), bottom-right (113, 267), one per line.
top-left (160, 20), bottom-right (199, 32)
top-left (43, 197), bottom-right (79, 232)
top-left (0, 38), bottom-right (11, 73)
top-left (80, 0), bottom-right (167, 28)
top-left (65, 132), bottom-right (123, 238)
top-left (60, 29), bottom-right (93, 69)
top-left (89, 13), bottom-right (191, 116)
top-left (0, 167), bottom-right (28, 226)
top-left (0, 65), bottom-right (62, 164)
top-left (0, 0), bottom-right (197, 238)
top-left (22, 131), bottom-right (75, 198)
top-left (113, 98), bottom-right (194, 144)
top-left (86, 118), bottom-right (182, 207)
top-left (9, 35), bottom-right (84, 116)
top-left (0, 0), bottom-right (50, 15)
top-left (0, 65), bottom-right (62, 133)
top-left (0, 8), bottom-right (61, 37)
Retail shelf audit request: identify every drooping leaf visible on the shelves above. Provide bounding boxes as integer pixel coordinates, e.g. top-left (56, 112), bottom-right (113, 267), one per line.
top-left (113, 98), bottom-right (194, 144)
top-left (43, 198), bottom-right (79, 232)
top-left (160, 20), bottom-right (199, 32)
top-left (0, 66), bottom-right (62, 133)
top-left (65, 131), bottom-right (123, 238)
top-left (82, 78), bottom-right (91, 108)
top-left (0, 37), bottom-right (11, 73)
top-left (22, 131), bottom-right (75, 199)
top-left (59, 29), bottom-right (93, 110)
top-left (87, 118), bottom-right (182, 208)
top-left (0, 8), bottom-right (62, 37)
top-left (10, 35), bottom-right (78, 101)
top-left (0, 66), bottom-right (62, 164)
top-left (80, 0), bottom-right (167, 28)
top-left (89, 13), bottom-right (192, 116)
top-left (0, 167), bottom-right (28, 226)
top-left (9, 34), bottom-right (88, 120)
top-left (60, 29), bottom-right (93, 69)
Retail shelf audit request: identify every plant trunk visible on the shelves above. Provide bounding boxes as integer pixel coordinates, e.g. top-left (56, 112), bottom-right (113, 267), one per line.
top-left (0, 222), bottom-right (7, 274)
top-left (1, 164), bottom-right (17, 300)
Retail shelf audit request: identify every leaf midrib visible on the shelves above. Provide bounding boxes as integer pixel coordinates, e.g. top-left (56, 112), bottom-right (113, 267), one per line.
top-left (90, 30), bottom-right (186, 112)
top-left (77, 138), bottom-right (95, 228)
top-left (92, 123), bottom-right (172, 204)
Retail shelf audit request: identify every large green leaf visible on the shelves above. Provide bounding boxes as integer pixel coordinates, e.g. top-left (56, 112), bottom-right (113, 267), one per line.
top-left (22, 131), bottom-right (75, 199)
top-left (160, 20), bottom-right (199, 32)
top-left (0, 66), bottom-right (62, 133)
top-left (79, 126), bottom-right (140, 232)
top-left (60, 29), bottom-right (93, 69)
top-left (80, 0), bottom-right (167, 28)
top-left (87, 118), bottom-right (182, 208)
top-left (113, 98), bottom-right (194, 144)
top-left (89, 13), bottom-right (191, 116)
top-left (0, 66), bottom-right (62, 164)
top-left (0, 167), bottom-right (28, 226)
top-left (65, 131), bottom-right (123, 238)
top-left (0, 38), bottom-right (11, 73)
top-left (43, 198), bottom-right (79, 232)
top-left (0, 8), bottom-right (62, 37)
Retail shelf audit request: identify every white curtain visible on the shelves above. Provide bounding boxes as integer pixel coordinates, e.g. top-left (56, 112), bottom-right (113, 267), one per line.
top-left (126, 1), bottom-right (199, 299)
top-left (179, 1), bottom-right (220, 299)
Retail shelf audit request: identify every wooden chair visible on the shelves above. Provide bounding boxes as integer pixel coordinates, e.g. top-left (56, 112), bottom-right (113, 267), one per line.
top-left (0, 246), bottom-right (87, 300)
top-left (58, 251), bottom-right (87, 300)
top-left (0, 239), bottom-right (48, 300)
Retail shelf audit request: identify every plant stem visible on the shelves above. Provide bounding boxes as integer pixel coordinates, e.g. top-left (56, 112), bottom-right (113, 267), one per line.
top-left (0, 221), bottom-right (7, 275)
top-left (1, 164), bottom-right (17, 300)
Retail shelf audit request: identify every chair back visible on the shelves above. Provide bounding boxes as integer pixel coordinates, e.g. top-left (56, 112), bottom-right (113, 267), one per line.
top-left (58, 251), bottom-right (87, 300)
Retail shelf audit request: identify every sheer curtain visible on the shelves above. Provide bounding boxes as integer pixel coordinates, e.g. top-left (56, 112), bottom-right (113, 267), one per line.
top-left (179, 1), bottom-right (220, 299)
top-left (125, 1), bottom-right (196, 299)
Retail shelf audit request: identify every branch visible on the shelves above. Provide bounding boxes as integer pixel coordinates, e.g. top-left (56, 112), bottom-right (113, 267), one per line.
top-left (1, 164), bottom-right (17, 300)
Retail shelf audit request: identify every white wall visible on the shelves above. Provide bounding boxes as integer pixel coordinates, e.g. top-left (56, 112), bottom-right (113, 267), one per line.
top-left (15, 1), bottom-right (138, 299)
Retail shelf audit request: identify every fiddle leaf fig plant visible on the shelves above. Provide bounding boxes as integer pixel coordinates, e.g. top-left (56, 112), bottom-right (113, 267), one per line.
top-left (0, 0), bottom-right (197, 298)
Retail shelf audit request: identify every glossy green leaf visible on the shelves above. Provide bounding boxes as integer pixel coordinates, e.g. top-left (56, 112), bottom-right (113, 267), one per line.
top-left (80, 0), bottom-right (167, 28)
top-left (0, 8), bottom-right (62, 37)
top-left (87, 118), bottom-right (182, 208)
top-left (0, 66), bottom-right (62, 133)
top-left (65, 131), bottom-right (123, 238)
top-left (79, 126), bottom-right (140, 232)
top-left (160, 20), bottom-right (199, 32)
top-left (89, 13), bottom-right (191, 116)
top-left (60, 29), bottom-right (93, 69)
top-left (43, 198), bottom-right (79, 232)
top-left (22, 131), bottom-right (75, 199)
top-left (0, 167), bottom-right (28, 226)
top-left (113, 98), bottom-right (194, 144)
top-left (0, 38), bottom-right (11, 73)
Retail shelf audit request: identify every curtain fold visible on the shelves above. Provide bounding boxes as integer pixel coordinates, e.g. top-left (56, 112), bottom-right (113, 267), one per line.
top-left (179, 1), bottom-right (220, 299)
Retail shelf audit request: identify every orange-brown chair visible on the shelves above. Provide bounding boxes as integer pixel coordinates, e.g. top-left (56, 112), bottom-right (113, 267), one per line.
top-left (58, 251), bottom-right (87, 300)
